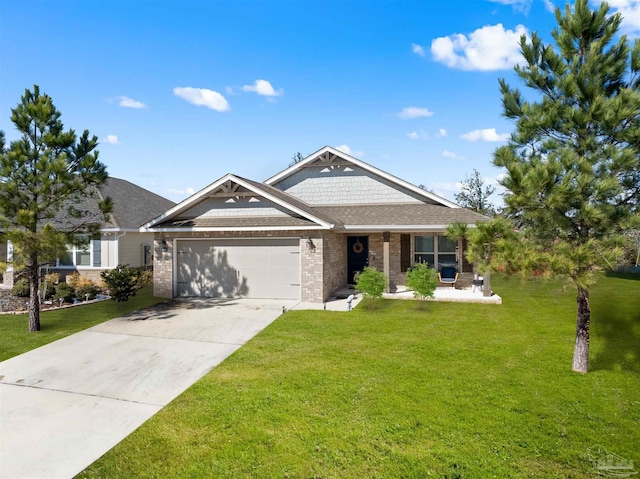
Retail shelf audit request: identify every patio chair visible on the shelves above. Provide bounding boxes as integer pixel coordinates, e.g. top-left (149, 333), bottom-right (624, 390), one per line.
top-left (438, 266), bottom-right (459, 289)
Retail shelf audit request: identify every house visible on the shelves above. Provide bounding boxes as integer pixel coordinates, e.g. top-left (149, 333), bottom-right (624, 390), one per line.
top-left (146, 146), bottom-right (490, 302)
top-left (1, 178), bottom-right (175, 287)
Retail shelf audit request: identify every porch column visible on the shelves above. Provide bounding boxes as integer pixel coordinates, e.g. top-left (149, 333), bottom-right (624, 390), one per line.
top-left (383, 231), bottom-right (390, 292)
top-left (483, 270), bottom-right (492, 297)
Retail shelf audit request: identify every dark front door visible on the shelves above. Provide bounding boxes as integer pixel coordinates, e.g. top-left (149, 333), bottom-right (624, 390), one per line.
top-left (347, 236), bottom-right (369, 283)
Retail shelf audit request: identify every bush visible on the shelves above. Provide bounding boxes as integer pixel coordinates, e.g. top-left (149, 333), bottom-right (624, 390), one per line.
top-left (354, 266), bottom-right (387, 309)
top-left (67, 272), bottom-right (99, 291)
top-left (41, 273), bottom-right (60, 299)
top-left (11, 278), bottom-right (30, 297)
top-left (76, 283), bottom-right (99, 301)
top-left (53, 283), bottom-right (75, 304)
top-left (136, 268), bottom-right (153, 289)
top-left (406, 263), bottom-right (438, 308)
top-left (101, 265), bottom-right (139, 303)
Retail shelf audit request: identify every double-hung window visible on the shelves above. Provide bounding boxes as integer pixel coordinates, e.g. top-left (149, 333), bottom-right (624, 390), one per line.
top-left (57, 237), bottom-right (101, 268)
top-left (413, 234), bottom-right (458, 270)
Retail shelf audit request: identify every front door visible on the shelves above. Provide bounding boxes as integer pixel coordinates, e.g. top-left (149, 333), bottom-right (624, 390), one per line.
top-left (347, 236), bottom-right (369, 283)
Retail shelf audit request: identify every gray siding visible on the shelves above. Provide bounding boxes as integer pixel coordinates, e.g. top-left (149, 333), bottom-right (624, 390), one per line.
top-left (275, 165), bottom-right (425, 205)
top-left (177, 196), bottom-right (290, 219)
top-left (118, 232), bottom-right (154, 267)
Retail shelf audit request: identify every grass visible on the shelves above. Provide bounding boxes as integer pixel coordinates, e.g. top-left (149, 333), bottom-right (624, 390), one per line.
top-left (0, 287), bottom-right (166, 362)
top-left (77, 274), bottom-right (639, 478)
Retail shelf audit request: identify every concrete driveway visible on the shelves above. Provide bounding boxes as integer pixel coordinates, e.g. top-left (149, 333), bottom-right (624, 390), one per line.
top-left (0, 298), bottom-right (298, 479)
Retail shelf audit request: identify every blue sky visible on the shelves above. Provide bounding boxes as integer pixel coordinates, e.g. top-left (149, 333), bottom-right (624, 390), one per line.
top-left (1, 0), bottom-right (638, 203)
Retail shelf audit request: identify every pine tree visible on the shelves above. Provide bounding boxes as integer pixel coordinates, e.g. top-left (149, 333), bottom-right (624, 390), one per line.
top-left (493, 0), bottom-right (640, 372)
top-left (0, 86), bottom-right (112, 331)
top-left (454, 169), bottom-right (496, 216)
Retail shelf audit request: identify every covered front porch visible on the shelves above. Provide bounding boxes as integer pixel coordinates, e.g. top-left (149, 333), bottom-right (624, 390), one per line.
top-left (342, 231), bottom-right (488, 292)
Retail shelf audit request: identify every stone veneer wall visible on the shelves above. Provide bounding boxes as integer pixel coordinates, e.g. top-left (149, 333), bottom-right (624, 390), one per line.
top-left (0, 289), bottom-right (28, 312)
top-left (153, 230), bottom-right (335, 303)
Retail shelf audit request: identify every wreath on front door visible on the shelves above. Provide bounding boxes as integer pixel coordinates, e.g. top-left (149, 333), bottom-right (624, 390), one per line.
top-left (352, 240), bottom-right (364, 254)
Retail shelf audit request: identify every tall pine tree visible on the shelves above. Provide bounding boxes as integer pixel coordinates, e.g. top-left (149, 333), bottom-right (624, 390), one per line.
top-left (493, 0), bottom-right (640, 372)
top-left (0, 86), bottom-right (112, 331)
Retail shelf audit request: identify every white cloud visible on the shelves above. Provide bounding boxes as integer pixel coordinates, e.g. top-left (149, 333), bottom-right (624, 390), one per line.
top-left (167, 187), bottom-right (196, 197)
top-left (542, 0), bottom-right (555, 12)
top-left (431, 23), bottom-right (528, 71)
top-left (102, 134), bottom-right (119, 145)
top-left (119, 96), bottom-right (146, 109)
top-left (461, 128), bottom-right (510, 142)
top-left (442, 150), bottom-right (459, 159)
top-left (407, 130), bottom-right (429, 139)
top-left (488, 0), bottom-right (532, 13)
top-left (242, 79), bottom-right (283, 97)
top-left (412, 43), bottom-right (426, 56)
top-left (335, 144), bottom-right (364, 157)
top-left (592, 0), bottom-right (640, 36)
top-left (437, 128), bottom-right (447, 137)
top-left (173, 87), bottom-right (230, 112)
top-left (397, 106), bottom-right (434, 119)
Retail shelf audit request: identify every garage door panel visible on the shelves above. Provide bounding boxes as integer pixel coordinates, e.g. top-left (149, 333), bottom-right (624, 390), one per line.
top-left (176, 239), bottom-right (300, 299)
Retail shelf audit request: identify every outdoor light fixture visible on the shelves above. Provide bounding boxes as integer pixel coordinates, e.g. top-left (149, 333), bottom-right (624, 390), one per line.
top-left (160, 239), bottom-right (169, 252)
top-left (306, 237), bottom-right (315, 250)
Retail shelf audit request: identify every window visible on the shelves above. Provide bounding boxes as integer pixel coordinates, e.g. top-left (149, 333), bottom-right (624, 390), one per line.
top-left (437, 236), bottom-right (458, 269)
top-left (58, 237), bottom-right (101, 268)
top-left (413, 234), bottom-right (458, 270)
top-left (413, 235), bottom-right (434, 268)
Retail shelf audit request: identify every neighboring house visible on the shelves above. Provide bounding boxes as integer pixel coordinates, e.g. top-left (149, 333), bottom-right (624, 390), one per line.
top-left (0, 178), bottom-right (175, 287)
top-left (146, 146), bottom-right (490, 302)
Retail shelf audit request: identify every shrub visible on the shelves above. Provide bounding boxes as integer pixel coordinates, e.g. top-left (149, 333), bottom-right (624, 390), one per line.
top-left (136, 268), bottom-right (153, 289)
top-left (67, 272), bottom-right (99, 292)
top-left (101, 265), bottom-right (139, 303)
top-left (406, 263), bottom-right (438, 308)
top-left (53, 283), bottom-right (75, 304)
top-left (11, 278), bottom-right (30, 297)
top-left (40, 272), bottom-right (59, 300)
top-left (40, 273), bottom-right (60, 299)
top-left (44, 272), bottom-right (60, 285)
top-left (354, 266), bottom-right (387, 309)
top-left (76, 283), bottom-right (99, 301)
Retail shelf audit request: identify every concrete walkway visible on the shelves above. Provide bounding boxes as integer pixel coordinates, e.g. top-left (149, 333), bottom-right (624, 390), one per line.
top-left (0, 298), bottom-right (298, 479)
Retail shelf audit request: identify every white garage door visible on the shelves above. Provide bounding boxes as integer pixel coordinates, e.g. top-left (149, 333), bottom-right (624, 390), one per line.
top-left (176, 238), bottom-right (300, 299)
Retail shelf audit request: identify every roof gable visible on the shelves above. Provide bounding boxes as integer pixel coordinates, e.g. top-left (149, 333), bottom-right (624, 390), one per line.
top-left (145, 174), bottom-right (335, 230)
top-left (265, 146), bottom-right (460, 208)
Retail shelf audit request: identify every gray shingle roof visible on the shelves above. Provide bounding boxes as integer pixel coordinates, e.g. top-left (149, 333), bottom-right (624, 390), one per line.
top-left (314, 204), bottom-right (490, 227)
top-left (155, 216), bottom-right (317, 228)
top-left (155, 203), bottom-right (489, 230)
top-left (99, 178), bottom-right (175, 228)
top-left (47, 178), bottom-right (175, 230)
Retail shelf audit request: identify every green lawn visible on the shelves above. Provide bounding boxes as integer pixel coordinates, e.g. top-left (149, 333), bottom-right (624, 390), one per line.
top-left (79, 274), bottom-right (639, 478)
top-left (0, 287), bottom-right (166, 362)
